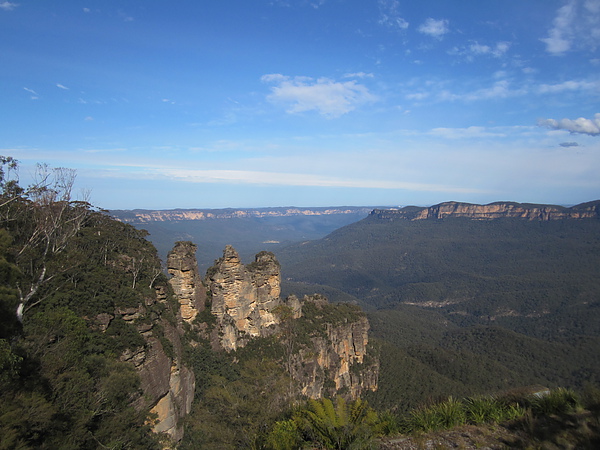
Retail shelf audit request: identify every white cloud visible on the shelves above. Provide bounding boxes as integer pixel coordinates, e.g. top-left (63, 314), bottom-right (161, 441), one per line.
top-left (261, 74), bottom-right (377, 117)
top-left (23, 87), bottom-right (38, 99)
top-left (0, 2), bottom-right (17, 11)
top-left (343, 72), bottom-right (374, 79)
top-left (418, 18), bottom-right (449, 39)
top-left (429, 126), bottom-right (507, 139)
top-left (406, 92), bottom-right (429, 101)
top-left (440, 80), bottom-right (526, 102)
top-left (537, 79), bottom-right (598, 94)
top-left (83, 148), bottom-right (127, 153)
top-left (378, 0), bottom-right (409, 30)
top-left (449, 41), bottom-right (510, 60)
top-left (541, 0), bottom-right (600, 55)
top-left (56, 83), bottom-right (69, 90)
top-left (152, 167), bottom-right (480, 193)
top-left (538, 113), bottom-right (600, 136)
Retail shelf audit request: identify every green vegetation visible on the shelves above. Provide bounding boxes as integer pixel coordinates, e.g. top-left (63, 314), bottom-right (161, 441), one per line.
top-left (403, 394), bottom-right (525, 433)
top-left (276, 210), bottom-right (600, 413)
top-left (3, 156), bottom-right (599, 448)
top-left (0, 157), bottom-right (170, 448)
top-left (277, 397), bottom-right (381, 450)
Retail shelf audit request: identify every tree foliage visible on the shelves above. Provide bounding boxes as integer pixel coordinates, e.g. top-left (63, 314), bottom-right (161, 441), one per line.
top-left (0, 156), bottom-right (167, 448)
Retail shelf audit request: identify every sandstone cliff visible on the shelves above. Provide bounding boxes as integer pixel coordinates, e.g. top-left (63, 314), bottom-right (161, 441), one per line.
top-left (288, 296), bottom-right (379, 399)
top-left (199, 245), bottom-right (379, 398)
top-left (103, 284), bottom-right (195, 443)
top-left (167, 241), bottom-right (206, 323)
top-left (206, 245), bottom-right (285, 350)
top-left (112, 206), bottom-right (373, 223)
top-left (371, 200), bottom-right (600, 221)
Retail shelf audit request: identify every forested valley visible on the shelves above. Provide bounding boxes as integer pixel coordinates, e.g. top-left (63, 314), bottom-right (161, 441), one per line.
top-left (2, 156), bottom-right (600, 449)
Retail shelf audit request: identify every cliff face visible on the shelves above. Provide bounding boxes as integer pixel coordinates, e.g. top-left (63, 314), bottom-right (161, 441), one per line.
top-left (112, 206), bottom-right (373, 223)
top-left (207, 245), bottom-right (283, 350)
top-left (371, 200), bottom-right (600, 221)
top-left (199, 246), bottom-right (379, 398)
top-left (167, 241), bottom-right (206, 323)
top-left (289, 297), bottom-right (378, 399)
top-left (105, 285), bottom-right (195, 443)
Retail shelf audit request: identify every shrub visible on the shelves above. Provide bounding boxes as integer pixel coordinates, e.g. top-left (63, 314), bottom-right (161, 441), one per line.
top-left (529, 387), bottom-right (581, 416)
top-left (266, 419), bottom-right (301, 450)
top-left (464, 395), bottom-right (526, 424)
top-left (294, 397), bottom-right (379, 449)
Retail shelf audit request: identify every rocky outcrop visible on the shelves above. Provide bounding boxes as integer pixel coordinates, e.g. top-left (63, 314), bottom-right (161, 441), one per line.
top-left (150, 364), bottom-right (195, 442)
top-left (207, 245), bottom-right (283, 350)
top-left (371, 200), bottom-right (600, 221)
top-left (167, 241), bottom-right (206, 323)
top-left (201, 246), bottom-right (379, 398)
top-left (290, 296), bottom-right (378, 399)
top-left (112, 284), bottom-right (195, 444)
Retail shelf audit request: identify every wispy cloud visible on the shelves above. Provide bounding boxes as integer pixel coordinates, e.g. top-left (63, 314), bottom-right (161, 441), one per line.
top-left (449, 41), bottom-right (510, 60)
top-left (418, 18), bottom-right (449, 39)
top-left (429, 126), bottom-right (507, 139)
top-left (378, 0), bottom-right (409, 30)
top-left (536, 79), bottom-right (599, 94)
top-left (118, 10), bottom-right (134, 22)
top-left (343, 72), bottom-right (374, 79)
top-left (538, 113), bottom-right (600, 136)
top-left (411, 75), bottom-right (597, 105)
top-left (541, 0), bottom-right (600, 55)
top-left (559, 141), bottom-right (580, 147)
top-left (56, 83), bottom-right (69, 90)
top-left (0, 2), bottom-right (17, 11)
top-left (439, 80), bottom-right (526, 102)
top-left (151, 167), bottom-right (481, 194)
top-left (83, 148), bottom-right (128, 154)
top-left (23, 87), bottom-right (38, 99)
top-left (261, 74), bottom-right (377, 117)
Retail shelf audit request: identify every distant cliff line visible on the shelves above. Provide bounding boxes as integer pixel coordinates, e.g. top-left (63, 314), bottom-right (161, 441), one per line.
top-left (371, 200), bottom-right (600, 221)
top-left (111, 206), bottom-right (375, 223)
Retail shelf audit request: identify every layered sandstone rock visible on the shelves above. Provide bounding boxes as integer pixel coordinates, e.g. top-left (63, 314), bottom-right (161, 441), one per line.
top-left (150, 364), bottom-right (195, 442)
top-left (207, 245), bottom-right (283, 350)
top-left (371, 200), bottom-right (600, 221)
top-left (289, 296), bottom-right (378, 399)
top-left (167, 241), bottom-right (206, 323)
top-left (202, 246), bottom-right (379, 398)
top-left (116, 284), bottom-right (195, 444)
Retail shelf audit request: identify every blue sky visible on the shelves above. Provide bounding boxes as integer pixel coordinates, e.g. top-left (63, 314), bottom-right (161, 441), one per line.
top-left (2, 0), bottom-right (599, 209)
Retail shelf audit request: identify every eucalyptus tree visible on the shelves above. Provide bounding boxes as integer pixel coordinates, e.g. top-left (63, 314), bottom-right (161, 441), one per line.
top-left (0, 157), bottom-right (91, 321)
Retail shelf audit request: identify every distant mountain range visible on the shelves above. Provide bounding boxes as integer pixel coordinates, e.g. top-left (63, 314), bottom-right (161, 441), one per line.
top-left (111, 206), bottom-right (376, 223)
top-left (109, 206), bottom-right (376, 270)
top-left (276, 200), bottom-right (600, 324)
top-left (370, 200), bottom-right (600, 221)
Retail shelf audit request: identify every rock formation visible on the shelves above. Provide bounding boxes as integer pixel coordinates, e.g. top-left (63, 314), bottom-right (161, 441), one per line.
top-left (289, 296), bottom-right (379, 399)
top-left (371, 200), bottom-right (600, 221)
top-left (201, 245), bottom-right (379, 398)
top-left (167, 241), bottom-right (206, 323)
top-left (111, 284), bottom-right (196, 443)
top-left (207, 245), bottom-right (284, 350)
